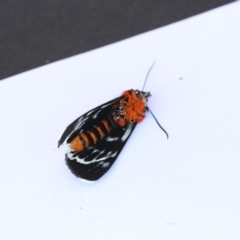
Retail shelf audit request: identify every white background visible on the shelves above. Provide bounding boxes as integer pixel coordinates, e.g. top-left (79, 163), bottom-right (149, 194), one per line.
top-left (0, 2), bottom-right (240, 239)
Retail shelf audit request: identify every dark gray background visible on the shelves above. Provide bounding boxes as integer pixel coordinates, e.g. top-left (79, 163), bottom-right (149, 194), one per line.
top-left (0, 0), bottom-right (234, 80)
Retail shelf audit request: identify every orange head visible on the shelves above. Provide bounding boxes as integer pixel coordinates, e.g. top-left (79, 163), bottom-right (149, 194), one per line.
top-left (113, 90), bottom-right (151, 127)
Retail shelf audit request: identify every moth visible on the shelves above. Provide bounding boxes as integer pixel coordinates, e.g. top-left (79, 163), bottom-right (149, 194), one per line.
top-left (58, 63), bottom-right (168, 182)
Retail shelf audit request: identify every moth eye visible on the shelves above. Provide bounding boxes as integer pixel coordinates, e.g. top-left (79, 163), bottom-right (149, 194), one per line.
top-left (142, 108), bottom-right (147, 113)
top-left (135, 90), bottom-right (140, 98)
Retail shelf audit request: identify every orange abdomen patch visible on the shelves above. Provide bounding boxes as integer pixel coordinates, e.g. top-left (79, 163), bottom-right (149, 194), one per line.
top-left (70, 136), bottom-right (84, 152)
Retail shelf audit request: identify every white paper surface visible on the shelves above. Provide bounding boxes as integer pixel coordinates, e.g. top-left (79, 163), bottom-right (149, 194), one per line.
top-left (1, 2), bottom-right (240, 239)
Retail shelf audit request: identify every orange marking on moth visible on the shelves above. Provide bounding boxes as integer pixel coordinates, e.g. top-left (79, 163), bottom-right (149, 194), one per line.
top-left (96, 126), bottom-right (105, 138)
top-left (101, 119), bottom-right (111, 132)
top-left (80, 133), bottom-right (90, 148)
top-left (88, 131), bottom-right (98, 144)
top-left (70, 136), bottom-right (84, 152)
top-left (134, 101), bottom-right (145, 113)
top-left (117, 117), bottom-right (126, 127)
top-left (120, 90), bottom-right (147, 124)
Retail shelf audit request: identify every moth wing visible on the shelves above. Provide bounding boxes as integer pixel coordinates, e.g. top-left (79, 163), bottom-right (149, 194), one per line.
top-left (58, 97), bottom-right (120, 147)
top-left (66, 123), bottom-right (137, 182)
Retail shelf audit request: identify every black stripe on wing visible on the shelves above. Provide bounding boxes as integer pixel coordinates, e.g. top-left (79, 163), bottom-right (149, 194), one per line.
top-left (65, 123), bottom-right (136, 181)
top-left (58, 97), bottom-right (120, 147)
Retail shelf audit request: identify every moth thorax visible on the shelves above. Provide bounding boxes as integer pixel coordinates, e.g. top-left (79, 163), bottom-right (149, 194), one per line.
top-left (113, 90), bottom-right (151, 127)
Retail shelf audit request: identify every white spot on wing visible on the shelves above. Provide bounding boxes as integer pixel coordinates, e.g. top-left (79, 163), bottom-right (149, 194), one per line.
top-left (86, 110), bottom-right (95, 116)
top-left (121, 124), bottom-right (133, 141)
top-left (111, 151), bottom-right (117, 157)
top-left (92, 102), bottom-right (114, 118)
top-left (67, 148), bottom-right (118, 165)
top-left (106, 136), bottom-right (119, 142)
top-left (92, 109), bottom-right (101, 118)
top-left (101, 162), bottom-right (110, 168)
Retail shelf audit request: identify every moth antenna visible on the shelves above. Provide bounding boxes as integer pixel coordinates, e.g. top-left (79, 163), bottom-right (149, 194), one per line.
top-left (142, 61), bottom-right (155, 91)
top-left (148, 108), bottom-right (169, 139)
